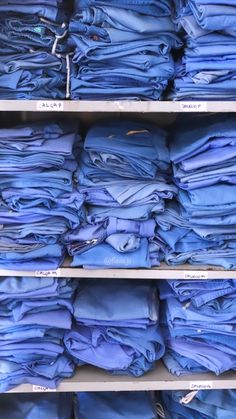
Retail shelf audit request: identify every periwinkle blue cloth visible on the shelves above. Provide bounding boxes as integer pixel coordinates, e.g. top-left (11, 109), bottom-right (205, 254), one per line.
top-left (82, 119), bottom-right (170, 179)
top-left (0, 52), bottom-right (67, 99)
top-left (64, 280), bottom-right (165, 376)
top-left (66, 119), bottom-right (175, 268)
top-left (0, 1), bottom-right (66, 22)
top-left (0, 121), bottom-right (83, 270)
top-left (159, 389), bottom-right (236, 419)
top-left (74, 0), bottom-right (174, 17)
top-left (0, 393), bottom-right (73, 419)
top-left (171, 1), bottom-right (236, 99)
top-left (75, 392), bottom-right (156, 419)
top-left (157, 115), bottom-right (236, 269)
top-left (158, 279), bottom-right (236, 376)
top-left (69, 1), bottom-right (180, 99)
top-left (0, 277), bottom-right (76, 392)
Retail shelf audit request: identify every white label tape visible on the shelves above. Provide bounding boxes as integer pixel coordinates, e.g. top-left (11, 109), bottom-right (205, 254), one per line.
top-left (180, 102), bottom-right (207, 112)
top-left (33, 385), bottom-right (57, 392)
top-left (189, 381), bottom-right (213, 390)
top-left (184, 271), bottom-right (208, 280)
top-left (35, 269), bottom-right (61, 277)
top-left (36, 101), bottom-right (64, 111)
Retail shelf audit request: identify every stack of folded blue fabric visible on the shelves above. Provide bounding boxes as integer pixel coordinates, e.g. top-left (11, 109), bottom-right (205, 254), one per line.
top-left (0, 393), bottom-right (73, 419)
top-left (68, 0), bottom-right (181, 99)
top-left (0, 120), bottom-right (84, 270)
top-left (64, 119), bottom-right (177, 268)
top-left (0, 1), bottom-right (68, 99)
top-left (158, 389), bottom-right (236, 418)
top-left (156, 114), bottom-right (236, 269)
top-left (75, 391), bottom-right (157, 419)
top-left (0, 276), bottom-right (76, 392)
top-left (64, 279), bottom-right (165, 376)
top-left (171, 0), bottom-right (236, 100)
top-left (158, 278), bottom-right (236, 375)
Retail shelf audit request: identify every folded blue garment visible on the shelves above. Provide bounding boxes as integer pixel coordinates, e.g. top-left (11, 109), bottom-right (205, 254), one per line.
top-left (0, 393), bottom-right (73, 419)
top-left (71, 240), bottom-right (154, 268)
top-left (171, 1), bottom-right (236, 100)
top-left (70, 7), bottom-right (177, 42)
top-left (170, 115), bottom-right (236, 164)
top-left (75, 392), bottom-right (156, 419)
top-left (75, 0), bottom-right (173, 17)
top-left (158, 279), bottom-right (236, 307)
top-left (0, 52), bottom-right (67, 99)
top-left (0, 3), bottom-right (66, 22)
top-left (78, 179), bottom-right (176, 206)
top-left (189, 1), bottom-right (236, 31)
top-left (69, 1), bottom-right (180, 100)
top-left (73, 279), bottom-right (158, 326)
top-left (0, 356), bottom-right (74, 392)
top-left (65, 323), bottom-right (164, 376)
top-left (65, 280), bottom-right (164, 376)
top-left (0, 120), bottom-right (82, 269)
top-left (160, 389), bottom-right (236, 419)
top-left (0, 276), bottom-right (76, 391)
top-left (0, 13), bottom-right (67, 55)
top-left (83, 119), bottom-right (169, 179)
top-left (158, 276), bottom-right (236, 376)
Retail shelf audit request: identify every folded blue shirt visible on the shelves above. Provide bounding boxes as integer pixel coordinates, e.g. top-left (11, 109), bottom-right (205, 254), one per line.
top-left (75, 391), bottom-right (156, 419)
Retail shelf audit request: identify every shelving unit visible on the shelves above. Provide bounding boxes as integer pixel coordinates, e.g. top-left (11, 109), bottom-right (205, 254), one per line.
top-left (2, 99), bottom-right (236, 395)
top-left (8, 363), bottom-right (236, 393)
top-left (1, 100), bottom-right (236, 113)
top-left (1, 261), bottom-right (236, 279)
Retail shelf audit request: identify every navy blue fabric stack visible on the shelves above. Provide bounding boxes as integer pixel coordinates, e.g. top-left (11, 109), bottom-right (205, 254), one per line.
top-left (68, 0), bottom-right (181, 99)
top-left (0, 1), bottom-right (68, 99)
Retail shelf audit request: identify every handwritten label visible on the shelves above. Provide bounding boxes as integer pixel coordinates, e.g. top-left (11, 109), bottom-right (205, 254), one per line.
top-left (180, 102), bottom-right (207, 112)
top-left (36, 101), bottom-right (64, 111)
top-left (33, 385), bottom-right (57, 392)
top-left (184, 271), bottom-right (208, 280)
top-left (189, 381), bottom-right (213, 390)
top-left (35, 269), bottom-right (61, 277)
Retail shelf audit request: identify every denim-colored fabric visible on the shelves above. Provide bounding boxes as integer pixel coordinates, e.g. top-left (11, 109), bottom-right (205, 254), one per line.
top-left (0, 0), bottom-right (67, 99)
top-left (69, 1), bottom-right (180, 99)
top-left (158, 277), bottom-right (236, 375)
top-left (0, 14), bottom-right (67, 55)
top-left (171, 1), bottom-right (236, 99)
top-left (75, 392), bottom-right (156, 419)
top-left (0, 121), bottom-right (83, 269)
top-left (0, 2), bottom-right (66, 22)
top-left (0, 52), bottom-right (66, 99)
top-left (160, 390), bottom-right (236, 419)
top-left (64, 280), bottom-right (164, 376)
top-left (66, 118), bottom-right (174, 268)
top-left (75, 0), bottom-right (174, 17)
top-left (157, 115), bottom-right (236, 269)
top-left (0, 393), bottom-right (73, 419)
top-left (83, 119), bottom-right (170, 178)
top-left (0, 277), bottom-right (76, 392)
